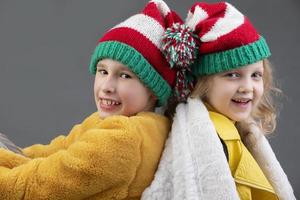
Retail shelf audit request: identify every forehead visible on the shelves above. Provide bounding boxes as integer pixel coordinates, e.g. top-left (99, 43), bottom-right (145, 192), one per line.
top-left (241, 61), bottom-right (264, 71)
top-left (234, 61), bottom-right (264, 72)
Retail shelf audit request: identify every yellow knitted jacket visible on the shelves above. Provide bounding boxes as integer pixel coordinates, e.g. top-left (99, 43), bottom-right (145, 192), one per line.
top-left (0, 112), bottom-right (170, 200)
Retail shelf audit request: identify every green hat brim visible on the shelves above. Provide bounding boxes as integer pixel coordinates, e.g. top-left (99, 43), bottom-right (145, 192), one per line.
top-left (192, 37), bottom-right (271, 76)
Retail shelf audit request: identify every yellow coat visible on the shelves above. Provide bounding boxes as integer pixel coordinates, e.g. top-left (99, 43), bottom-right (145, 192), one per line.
top-left (209, 111), bottom-right (278, 200)
top-left (0, 112), bottom-right (170, 200)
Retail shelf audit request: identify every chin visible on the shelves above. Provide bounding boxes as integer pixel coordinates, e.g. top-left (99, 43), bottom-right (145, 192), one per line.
top-left (97, 111), bottom-right (106, 119)
top-left (232, 115), bottom-right (250, 122)
top-left (97, 111), bottom-right (114, 119)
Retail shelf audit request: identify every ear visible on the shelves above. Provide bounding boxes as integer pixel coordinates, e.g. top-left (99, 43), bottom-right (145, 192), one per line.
top-left (151, 93), bottom-right (157, 100)
top-left (150, 93), bottom-right (158, 105)
top-left (148, 93), bottom-right (159, 109)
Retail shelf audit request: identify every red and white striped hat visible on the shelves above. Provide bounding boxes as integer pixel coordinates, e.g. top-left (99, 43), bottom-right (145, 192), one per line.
top-left (184, 2), bottom-right (271, 76)
top-left (89, 0), bottom-right (183, 105)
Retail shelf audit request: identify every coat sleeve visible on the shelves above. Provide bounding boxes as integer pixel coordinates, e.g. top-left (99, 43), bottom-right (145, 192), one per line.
top-left (0, 116), bottom-right (142, 200)
top-left (22, 124), bottom-right (82, 158)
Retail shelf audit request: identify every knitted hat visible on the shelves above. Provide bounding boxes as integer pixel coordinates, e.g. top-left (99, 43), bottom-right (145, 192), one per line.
top-left (184, 2), bottom-right (271, 76)
top-left (89, 0), bottom-right (183, 106)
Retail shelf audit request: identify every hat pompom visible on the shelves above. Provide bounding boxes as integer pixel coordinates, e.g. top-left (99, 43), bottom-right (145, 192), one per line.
top-left (162, 23), bottom-right (198, 69)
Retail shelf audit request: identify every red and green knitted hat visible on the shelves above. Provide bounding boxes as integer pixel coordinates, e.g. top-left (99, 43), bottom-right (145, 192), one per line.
top-left (89, 0), bottom-right (184, 105)
top-left (184, 2), bottom-right (271, 76)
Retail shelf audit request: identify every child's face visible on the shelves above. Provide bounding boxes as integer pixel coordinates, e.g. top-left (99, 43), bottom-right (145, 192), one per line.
top-left (205, 61), bottom-right (264, 122)
top-left (94, 58), bottom-right (156, 118)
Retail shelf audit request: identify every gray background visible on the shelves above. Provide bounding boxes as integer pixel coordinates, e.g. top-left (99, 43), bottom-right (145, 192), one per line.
top-left (0, 0), bottom-right (299, 197)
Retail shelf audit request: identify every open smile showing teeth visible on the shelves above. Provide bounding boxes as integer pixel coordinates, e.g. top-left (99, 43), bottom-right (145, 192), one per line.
top-left (100, 99), bottom-right (121, 106)
top-left (232, 98), bottom-right (251, 104)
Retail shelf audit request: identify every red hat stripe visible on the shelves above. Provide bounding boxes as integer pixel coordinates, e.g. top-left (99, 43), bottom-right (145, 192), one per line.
top-left (142, 2), bottom-right (166, 28)
top-left (149, 0), bottom-right (171, 17)
top-left (165, 11), bottom-right (182, 27)
top-left (198, 2), bottom-right (227, 16)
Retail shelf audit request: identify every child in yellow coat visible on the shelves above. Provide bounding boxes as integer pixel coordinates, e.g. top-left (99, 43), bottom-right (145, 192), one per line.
top-left (142, 2), bottom-right (296, 200)
top-left (0, 0), bottom-right (184, 199)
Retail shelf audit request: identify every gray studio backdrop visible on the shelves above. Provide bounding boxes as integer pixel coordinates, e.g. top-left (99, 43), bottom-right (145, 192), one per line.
top-left (0, 0), bottom-right (299, 197)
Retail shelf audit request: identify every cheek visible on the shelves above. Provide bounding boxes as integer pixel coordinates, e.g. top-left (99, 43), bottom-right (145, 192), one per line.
top-left (122, 84), bottom-right (151, 105)
top-left (206, 87), bottom-right (220, 108)
top-left (94, 76), bottom-right (105, 101)
top-left (206, 83), bottom-right (228, 103)
top-left (119, 83), bottom-right (143, 98)
top-left (255, 84), bottom-right (264, 101)
top-left (93, 78), bottom-right (100, 94)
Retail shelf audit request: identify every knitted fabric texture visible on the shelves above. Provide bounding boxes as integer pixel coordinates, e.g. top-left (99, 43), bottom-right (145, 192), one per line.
top-left (89, 0), bottom-right (182, 105)
top-left (184, 2), bottom-right (271, 76)
top-left (162, 23), bottom-right (198, 101)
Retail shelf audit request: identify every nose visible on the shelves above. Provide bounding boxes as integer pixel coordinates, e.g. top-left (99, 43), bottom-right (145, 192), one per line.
top-left (101, 75), bottom-right (116, 93)
top-left (238, 77), bottom-right (253, 93)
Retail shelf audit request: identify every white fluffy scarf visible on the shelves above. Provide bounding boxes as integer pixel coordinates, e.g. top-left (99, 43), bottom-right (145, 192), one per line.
top-left (142, 98), bottom-right (296, 200)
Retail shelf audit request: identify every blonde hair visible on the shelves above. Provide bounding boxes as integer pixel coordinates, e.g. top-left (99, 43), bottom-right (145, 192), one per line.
top-left (190, 59), bottom-right (281, 134)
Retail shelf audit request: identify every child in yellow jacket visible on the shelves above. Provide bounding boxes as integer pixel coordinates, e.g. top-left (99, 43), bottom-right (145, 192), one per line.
top-left (0, 1), bottom-right (185, 199)
top-left (142, 2), bottom-right (296, 200)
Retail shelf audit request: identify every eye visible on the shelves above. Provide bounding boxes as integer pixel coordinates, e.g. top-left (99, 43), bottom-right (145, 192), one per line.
top-left (225, 72), bottom-right (240, 78)
top-left (97, 68), bottom-right (108, 75)
top-left (120, 73), bottom-right (132, 79)
top-left (252, 71), bottom-right (263, 80)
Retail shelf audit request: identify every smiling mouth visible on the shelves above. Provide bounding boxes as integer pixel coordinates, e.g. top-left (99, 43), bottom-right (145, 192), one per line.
top-left (232, 98), bottom-right (252, 104)
top-left (99, 98), bottom-right (121, 106)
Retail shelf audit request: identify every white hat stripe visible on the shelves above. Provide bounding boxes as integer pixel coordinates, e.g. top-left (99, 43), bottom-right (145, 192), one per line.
top-left (201, 3), bottom-right (244, 42)
top-left (185, 6), bottom-right (209, 31)
top-left (112, 14), bottom-right (164, 50)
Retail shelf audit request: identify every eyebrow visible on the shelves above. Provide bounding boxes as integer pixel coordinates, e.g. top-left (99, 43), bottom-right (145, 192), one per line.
top-left (96, 63), bottom-right (105, 69)
top-left (120, 66), bottom-right (132, 72)
top-left (96, 63), bottom-right (133, 73)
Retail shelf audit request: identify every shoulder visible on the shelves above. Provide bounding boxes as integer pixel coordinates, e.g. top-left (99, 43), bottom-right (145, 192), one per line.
top-left (128, 112), bottom-right (170, 137)
top-left (80, 112), bottom-right (169, 137)
top-left (135, 112), bottom-right (169, 126)
top-left (81, 112), bottom-right (102, 125)
top-left (82, 112), bottom-right (169, 126)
